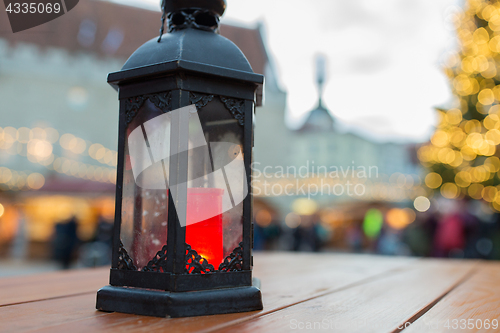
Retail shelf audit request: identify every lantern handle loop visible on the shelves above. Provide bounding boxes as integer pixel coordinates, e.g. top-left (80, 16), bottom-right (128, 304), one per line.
top-left (158, 0), bottom-right (166, 42)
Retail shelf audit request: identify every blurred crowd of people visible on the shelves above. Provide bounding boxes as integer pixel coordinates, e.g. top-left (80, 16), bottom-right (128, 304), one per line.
top-left (254, 199), bottom-right (500, 260)
top-left (51, 215), bottom-right (113, 269)
top-left (403, 199), bottom-right (500, 260)
top-left (14, 197), bottom-right (500, 270)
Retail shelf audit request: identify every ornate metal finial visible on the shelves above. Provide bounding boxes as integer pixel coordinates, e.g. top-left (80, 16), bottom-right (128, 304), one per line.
top-left (158, 0), bottom-right (226, 42)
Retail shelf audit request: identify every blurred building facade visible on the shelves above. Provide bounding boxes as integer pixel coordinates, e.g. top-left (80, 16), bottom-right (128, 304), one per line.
top-left (253, 58), bottom-right (422, 216)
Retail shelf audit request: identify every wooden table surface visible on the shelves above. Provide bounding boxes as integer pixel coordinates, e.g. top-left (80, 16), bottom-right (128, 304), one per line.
top-left (0, 253), bottom-right (499, 333)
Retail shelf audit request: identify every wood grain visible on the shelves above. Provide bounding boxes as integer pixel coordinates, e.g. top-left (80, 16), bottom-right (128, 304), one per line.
top-left (213, 260), bottom-right (477, 333)
top-left (0, 267), bottom-right (109, 306)
top-left (0, 253), bottom-right (414, 333)
top-left (404, 262), bottom-right (500, 333)
top-left (0, 294), bottom-right (108, 333)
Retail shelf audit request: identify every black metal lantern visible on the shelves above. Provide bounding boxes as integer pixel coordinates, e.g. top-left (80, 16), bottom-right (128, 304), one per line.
top-left (96, 0), bottom-right (264, 318)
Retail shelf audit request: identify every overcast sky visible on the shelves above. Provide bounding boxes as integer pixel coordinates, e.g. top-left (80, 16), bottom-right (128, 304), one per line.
top-left (115, 0), bottom-right (461, 143)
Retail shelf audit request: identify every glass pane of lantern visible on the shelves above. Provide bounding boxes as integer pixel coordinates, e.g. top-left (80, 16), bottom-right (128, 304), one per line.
top-left (120, 98), bottom-right (170, 270)
top-left (184, 97), bottom-right (244, 269)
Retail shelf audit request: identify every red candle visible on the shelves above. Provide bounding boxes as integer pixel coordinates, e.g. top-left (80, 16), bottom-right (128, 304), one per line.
top-left (185, 188), bottom-right (224, 267)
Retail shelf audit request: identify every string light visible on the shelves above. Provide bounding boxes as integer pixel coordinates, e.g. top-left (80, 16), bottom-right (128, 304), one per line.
top-left (0, 126), bottom-right (117, 190)
top-left (0, 126), bottom-right (117, 167)
top-left (252, 173), bottom-right (424, 202)
top-left (51, 155), bottom-right (117, 184)
top-left (0, 167), bottom-right (45, 191)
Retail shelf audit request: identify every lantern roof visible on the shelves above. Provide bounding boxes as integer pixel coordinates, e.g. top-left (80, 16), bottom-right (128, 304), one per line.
top-left (108, 21), bottom-right (263, 87)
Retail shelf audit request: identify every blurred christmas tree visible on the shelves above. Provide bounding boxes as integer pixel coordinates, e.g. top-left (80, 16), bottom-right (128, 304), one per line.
top-left (419, 0), bottom-right (500, 211)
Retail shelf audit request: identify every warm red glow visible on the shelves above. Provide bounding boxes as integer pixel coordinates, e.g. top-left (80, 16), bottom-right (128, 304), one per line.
top-left (185, 188), bottom-right (224, 268)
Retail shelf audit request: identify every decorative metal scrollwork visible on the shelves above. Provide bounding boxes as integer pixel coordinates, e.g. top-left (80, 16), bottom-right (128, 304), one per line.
top-left (220, 96), bottom-right (245, 126)
top-left (125, 96), bottom-right (147, 124)
top-left (117, 241), bottom-right (137, 270)
top-left (142, 244), bottom-right (168, 272)
top-left (190, 92), bottom-right (214, 109)
top-left (167, 9), bottom-right (220, 34)
top-left (126, 92), bottom-right (245, 126)
top-left (185, 244), bottom-right (215, 274)
top-left (149, 92), bottom-right (172, 113)
top-left (218, 242), bottom-right (244, 272)
top-left (137, 242), bottom-right (244, 274)
top-left (124, 92), bottom-right (172, 124)
top-left (188, 94), bottom-right (245, 126)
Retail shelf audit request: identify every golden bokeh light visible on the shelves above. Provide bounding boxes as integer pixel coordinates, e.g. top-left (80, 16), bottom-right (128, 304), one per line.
top-left (441, 183), bottom-right (459, 199)
top-left (478, 88), bottom-right (495, 105)
top-left (425, 172), bottom-right (442, 189)
top-left (455, 171), bottom-right (472, 187)
top-left (464, 119), bottom-right (482, 133)
top-left (431, 130), bottom-right (449, 147)
top-left (482, 186), bottom-right (498, 202)
top-left (386, 208), bottom-right (414, 230)
top-left (446, 108), bottom-right (463, 125)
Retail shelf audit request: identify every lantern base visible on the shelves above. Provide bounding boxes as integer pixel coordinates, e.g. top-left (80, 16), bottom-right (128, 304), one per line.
top-left (96, 278), bottom-right (263, 318)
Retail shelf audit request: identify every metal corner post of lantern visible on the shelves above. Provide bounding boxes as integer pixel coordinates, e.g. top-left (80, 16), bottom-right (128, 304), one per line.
top-left (95, 0), bottom-right (264, 318)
